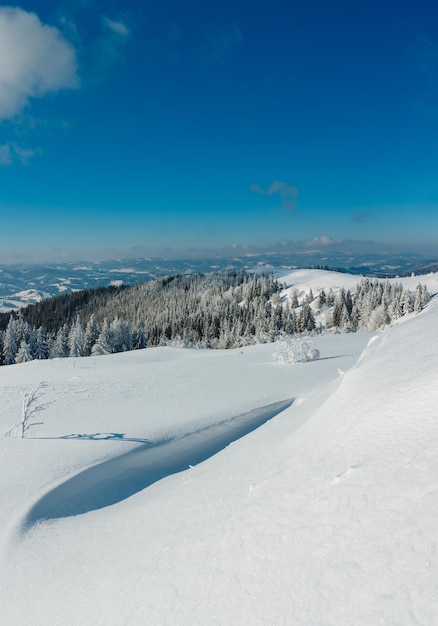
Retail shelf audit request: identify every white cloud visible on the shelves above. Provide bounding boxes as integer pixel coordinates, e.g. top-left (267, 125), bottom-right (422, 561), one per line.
top-left (12, 143), bottom-right (39, 164)
top-left (0, 142), bottom-right (39, 166)
top-left (0, 7), bottom-right (78, 121)
top-left (250, 179), bottom-right (299, 211)
top-left (103, 17), bottom-right (130, 38)
top-left (309, 235), bottom-right (342, 246)
top-left (353, 211), bottom-right (372, 223)
top-left (0, 143), bottom-right (12, 165)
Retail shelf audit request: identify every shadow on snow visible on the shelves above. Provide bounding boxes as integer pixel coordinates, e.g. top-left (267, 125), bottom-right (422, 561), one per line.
top-left (36, 432), bottom-right (154, 444)
top-left (21, 399), bottom-right (293, 530)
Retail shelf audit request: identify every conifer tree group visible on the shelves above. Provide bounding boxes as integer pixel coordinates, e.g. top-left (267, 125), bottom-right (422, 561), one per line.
top-left (0, 270), bottom-right (431, 366)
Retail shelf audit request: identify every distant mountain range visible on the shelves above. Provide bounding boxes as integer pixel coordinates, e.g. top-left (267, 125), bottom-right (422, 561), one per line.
top-left (0, 250), bottom-right (436, 313)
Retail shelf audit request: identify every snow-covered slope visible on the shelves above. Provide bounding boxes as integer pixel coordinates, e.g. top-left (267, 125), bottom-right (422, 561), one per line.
top-left (0, 301), bottom-right (437, 624)
top-left (277, 267), bottom-right (438, 299)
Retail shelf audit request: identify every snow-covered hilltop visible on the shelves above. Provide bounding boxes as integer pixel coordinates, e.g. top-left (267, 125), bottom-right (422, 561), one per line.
top-left (0, 269), bottom-right (438, 625)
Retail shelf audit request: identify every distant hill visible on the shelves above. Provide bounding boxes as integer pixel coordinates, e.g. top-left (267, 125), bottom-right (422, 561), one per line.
top-left (0, 251), bottom-right (436, 312)
top-left (403, 262), bottom-right (438, 276)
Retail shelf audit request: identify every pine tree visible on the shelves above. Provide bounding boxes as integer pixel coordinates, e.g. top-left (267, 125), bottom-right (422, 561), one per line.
top-left (34, 326), bottom-right (48, 360)
top-left (92, 319), bottom-right (112, 356)
top-left (344, 289), bottom-right (353, 315)
top-left (68, 316), bottom-right (87, 357)
top-left (85, 314), bottom-right (100, 355)
top-left (298, 303), bottom-right (315, 332)
top-left (133, 320), bottom-right (148, 349)
top-left (16, 339), bottom-right (34, 363)
top-left (340, 304), bottom-right (353, 332)
top-left (420, 284), bottom-right (431, 307)
top-left (50, 325), bottom-right (69, 358)
top-left (109, 317), bottom-right (133, 352)
top-left (332, 297), bottom-right (343, 328)
top-left (317, 289), bottom-right (327, 308)
top-left (414, 284), bottom-right (430, 313)
top-left (3, 317), bottom-right (17, 365)
top-left (390, 294), bottom-right (403, 320)
top-left (401, 290), bottom-right (414, 315)
top-left (290, 289), bottom-right (299, 309)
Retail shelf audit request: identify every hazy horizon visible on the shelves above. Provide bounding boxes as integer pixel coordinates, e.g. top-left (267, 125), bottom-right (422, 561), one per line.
top-left (0, 236), bottom-right (437, 268)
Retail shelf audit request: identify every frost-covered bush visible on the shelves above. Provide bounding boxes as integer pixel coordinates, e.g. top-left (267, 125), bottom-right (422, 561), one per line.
top-left (166, 335), bottom-right (191, 349)
top-left (299, 340), bottom-right (320, 362)
top-left (273, 336), bottom-right (320, 364)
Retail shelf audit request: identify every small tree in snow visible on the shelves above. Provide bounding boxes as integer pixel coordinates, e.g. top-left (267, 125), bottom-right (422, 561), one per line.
top-left (368, 303), bottom-right (389, 330)
top-left (273, 336), bottom-right (320, 364)
top-left (5, 382), bottom-right (46, 438)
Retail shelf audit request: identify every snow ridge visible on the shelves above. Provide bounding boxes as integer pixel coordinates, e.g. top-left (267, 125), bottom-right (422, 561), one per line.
top-left (21, 399), bottom-right (293, 529)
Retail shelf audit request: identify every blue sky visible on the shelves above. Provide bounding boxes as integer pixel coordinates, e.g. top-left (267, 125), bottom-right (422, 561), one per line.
top-left (1, 0), bottom-right (438, 263)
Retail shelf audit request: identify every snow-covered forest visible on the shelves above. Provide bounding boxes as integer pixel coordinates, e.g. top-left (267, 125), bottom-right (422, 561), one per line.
top-left (0, 270), bottom-right (431, 365)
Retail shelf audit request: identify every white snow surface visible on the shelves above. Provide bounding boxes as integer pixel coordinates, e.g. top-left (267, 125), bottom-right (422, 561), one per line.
top-left (1, 275), bottom-right (438, 624)
top-left (277, 267), bottom-right (438, 300)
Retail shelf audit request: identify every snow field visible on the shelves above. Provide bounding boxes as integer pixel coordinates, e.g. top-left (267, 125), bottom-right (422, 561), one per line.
top-left (0, 282), bottom-right (437, 624)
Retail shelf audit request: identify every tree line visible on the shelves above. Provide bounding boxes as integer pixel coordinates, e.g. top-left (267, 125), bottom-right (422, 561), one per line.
top-left (0, 270), bottom-right (431, 365)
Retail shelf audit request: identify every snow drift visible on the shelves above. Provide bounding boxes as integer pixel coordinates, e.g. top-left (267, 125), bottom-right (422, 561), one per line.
top-left (21, 399), bottom-right (292, 528)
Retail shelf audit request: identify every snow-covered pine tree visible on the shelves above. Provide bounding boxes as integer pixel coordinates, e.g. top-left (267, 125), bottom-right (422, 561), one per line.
top-left (317, 289), bottom-right (327, 308)
top-left (290, 289), bottom-right (299, 309)
top-left (3, 317), bottom-right (18, 365)
top-left (16, 339), bottom-right (34, 363)
top-left (389, 292), bottom-right (403, 320)
top-left (34, 326), bottom-right (48, 360)
top-left (298, 303), bottom-right (315, 333)
top-left (133, 320), bottom-right (148, 350)
top-left (305, 288), bottom-right (314, 303)
top-left (403, 290), bottom-right (414, 314)
top-left (85, 314), bottom-right (100, 355)
top-left (68, 315), bottom-right (87, 357)
top-left (91, 318), bottom-right (113, 356)
top-left (414, 284), bottom-right (430, 313)
top-left (50, 324), bottom-right (69, 358)
top-left (109, 317), bottom-right (133, 353)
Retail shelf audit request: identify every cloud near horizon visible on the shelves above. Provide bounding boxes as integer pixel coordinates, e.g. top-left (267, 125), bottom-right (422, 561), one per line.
top-left (308, 235), bottom-right (343, 246)
top-left (353, 211), bottom-right (372, 223)
top-left (0, 7), bottom-right (79, 121)
top-left (250, 180), bottom-right (299, 211)
top-left (0, 235), bottom-right (430, 266)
